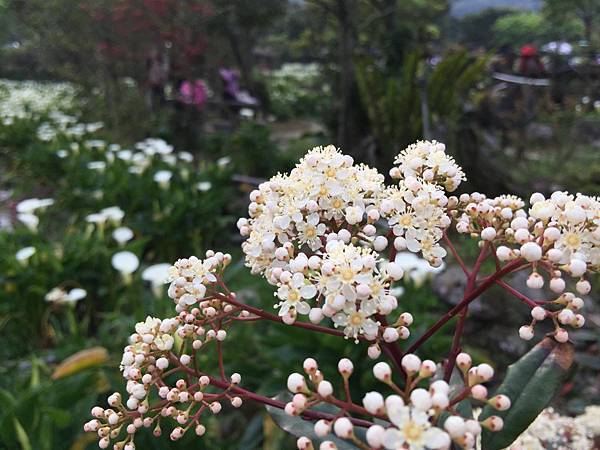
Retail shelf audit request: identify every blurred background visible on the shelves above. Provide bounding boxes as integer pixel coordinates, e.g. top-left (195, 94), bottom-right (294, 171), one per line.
top-left (0, 0), bottom-right (599, 449)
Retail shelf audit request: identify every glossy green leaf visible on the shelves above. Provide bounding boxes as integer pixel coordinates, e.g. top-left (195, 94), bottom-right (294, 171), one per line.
top-left (265, 393), bottom-right (362, 449)
top-left (480, 337), bottom-right (574, 450)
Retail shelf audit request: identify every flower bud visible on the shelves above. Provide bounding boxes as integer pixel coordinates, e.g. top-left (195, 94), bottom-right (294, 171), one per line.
top-left (337, 358), bottom-right (354, 377)
top-left (401, 354), bottom-right (421, 374)
top-left (526, 272), bottom-right (544, 289)
top-left (576, 279), bottom-right (591, 295)
top-left (444, 416), bottom-right (466, 438)
top-left (549, 277), bottom-right (566, 293)
top-left (297, 436), bottom-right (314, 450)
top-left (287, 373), bottom-right (308, 393)
top-left (419, 360), bottom-right (436, 377)
top-left (366, 424), bottom-right (385, 448)
top-left (317, 381), bottom-right (333, 398)
top-left (333, 418), bottom-right (353, 438)
top-left (489, 395), bottom-right (511, 411)
top-left (481, 227), bottom-right (496, 241)
top-left (314, 419), bottom-right (331, 437)
top-left (519, 325), bottom-right (534, 341)
top-left (554, 328), bottom-right (569, 343)
top-left (456, 353), bottom-right (472, 371)
top-left (367, 344), bottom-right (381, 359)
top-left (471, 384), bottom-right (488, 400)
top-left (481, 416), bottom-right (504, 431)
top-left (531, 306), bottom-right (546, 321)
top-left (373, 362), bottom-right (392, 381)
top-left (520, 242), bottom-right (542, 262)
top-left (476, 364), bottom-right (494, 382)
top-left (383, 327), bottom-right (400, 343)
top-left (410, 388), bottom-right (432, 411)
top-left (362, 391), bottom-right (384, 415)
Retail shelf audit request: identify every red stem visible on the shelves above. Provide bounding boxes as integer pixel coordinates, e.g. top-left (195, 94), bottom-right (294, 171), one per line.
top-left (443, 232), bottom-right (469, 277)
top-left (406, 258), bottom-right (524, 354)
top-left (170, 354), bottom-right (375, 428)
top-left (443, 243), bottom-right (489, 381)
top-left (215, 292), bottom-right (354, 340)
top-left (495, 279), bottom-right (538, 308)
top-left (376, 315), bottom-right (405, 376)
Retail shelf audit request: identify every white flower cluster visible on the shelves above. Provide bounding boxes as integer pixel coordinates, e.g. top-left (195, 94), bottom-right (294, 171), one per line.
top-left (44, 287), bottom-right (87, 304)
top-left (270, 240), bottom-right (409, 342)
top-left (85, 206), bottom-right (125, 228)
top-left (0, 79), bottom-right (75, 125)
top-left (16, 197), bottom-right (54, 232)
top-left (509, 407), bottom-right (599, 450)
top-left (289, 353), bottom-right (507, 450)
top-left (238, 144), bottom-right (464, 341)
top-left (238, 145), bottom-right (385, 275)
top-left (380, 181), bottom-right (450, 266)
top-left (85, 250), bottom-right (248, 449)
top-left (167, 251), bottom-right (232, 313)
top-left (390, 140), bottom-right (465, 192)
top-left (454, 191), bottom-right (599, 343)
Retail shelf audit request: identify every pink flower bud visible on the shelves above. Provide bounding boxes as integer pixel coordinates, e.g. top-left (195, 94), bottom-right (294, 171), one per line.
top-left (476, 364), bottom-right (494, 382)
top-left (333, 418), bottom-right (353, 438)
top-left (297, 436), bottom-right (313, 450)
top-left (362, 391), bottom-right (384, 414)
top-left (314, 419), bottom-right (331, 437)
top-left (317, 381), bottom-right (333, 398)
top-left (555, 328), bottom-right (569, 343)
top-left (456, 353), bottom-right (472, 370)
top-left (444, 416), bottom-right (466, 438)
top-left (489, 394), bottom-right (511, 411)
top-left (401, 354), bottom-right (421, 374)
top-left (367, 344), bottom-right (381, 360)
top-left (373, 362), bottom-right (391, 381)
top-left (519, 325), bottom-right (534, 341)
top-left (419, 360), bottom-right (436, 377)
top-left (337, 358), bottom-right (354, 377)
top-left (287, 373), bottom-right (308, 393)
top-left (481, 416), bottom-right (503, 431)
top-left (531, 306), bottom-right (546, 321)
top-left (366, 424), bottom-right (385, 448)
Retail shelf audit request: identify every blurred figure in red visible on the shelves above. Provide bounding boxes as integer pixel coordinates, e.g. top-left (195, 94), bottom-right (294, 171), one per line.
top-left (180, 79), bottom-right (207, 110)
top-left (518, 44), bottom-right (545, 77)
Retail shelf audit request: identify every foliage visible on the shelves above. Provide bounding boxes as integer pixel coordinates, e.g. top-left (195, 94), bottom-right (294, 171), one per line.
top-left (480, 338), bottom-right (575, 449)
top-left (355, 50), bottom-right (487, 166)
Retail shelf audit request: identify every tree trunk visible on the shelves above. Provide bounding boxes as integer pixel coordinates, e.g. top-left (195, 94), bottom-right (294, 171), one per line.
top-left (336, 0), bottom-right (355, 150)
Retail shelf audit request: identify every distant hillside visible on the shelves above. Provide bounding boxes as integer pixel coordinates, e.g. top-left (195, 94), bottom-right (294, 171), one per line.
top-left (450, 0), bottom-right (543, 18)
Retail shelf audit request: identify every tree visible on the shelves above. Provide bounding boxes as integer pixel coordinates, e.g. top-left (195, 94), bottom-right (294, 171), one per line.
top-left (543, 0), bottom-right (600, 51)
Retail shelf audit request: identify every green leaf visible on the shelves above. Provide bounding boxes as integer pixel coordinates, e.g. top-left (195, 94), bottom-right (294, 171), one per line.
top-left (265, 393), bottom-right (361, 449)
top-left (13, 418), bottom-right (32, 450)
top-left (480, 337), bottom-right (574, 450)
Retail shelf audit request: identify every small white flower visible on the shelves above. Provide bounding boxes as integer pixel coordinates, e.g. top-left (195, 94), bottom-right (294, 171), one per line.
top-left (17, 213), bottom-right (39, 231)
top-left (383, 403), bottom-right (450, 450)
top-left (112, 251), bottom-right (139, 281)
top-left (196, 181), bottom-right (212, 192)
top-left (112, 227), bottom-right (134, 245)
top-left (16, 246), bottom-right (36, 264)
top-left (154, 170), bottom-right (172, 189)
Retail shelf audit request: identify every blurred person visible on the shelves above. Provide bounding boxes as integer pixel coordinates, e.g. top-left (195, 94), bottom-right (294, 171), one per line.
top-left (219, 68), bottom-right (258, 106)
top-left (518, 44), bottom-right (545, 77)
top-left (147, 49), bottom-right (168, 109)
top-left (180, 79), bottom-right (207, 109)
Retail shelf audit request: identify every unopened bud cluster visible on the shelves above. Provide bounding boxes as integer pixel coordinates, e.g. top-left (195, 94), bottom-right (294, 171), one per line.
top-left (289, 353), bottom-right (508, 450)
